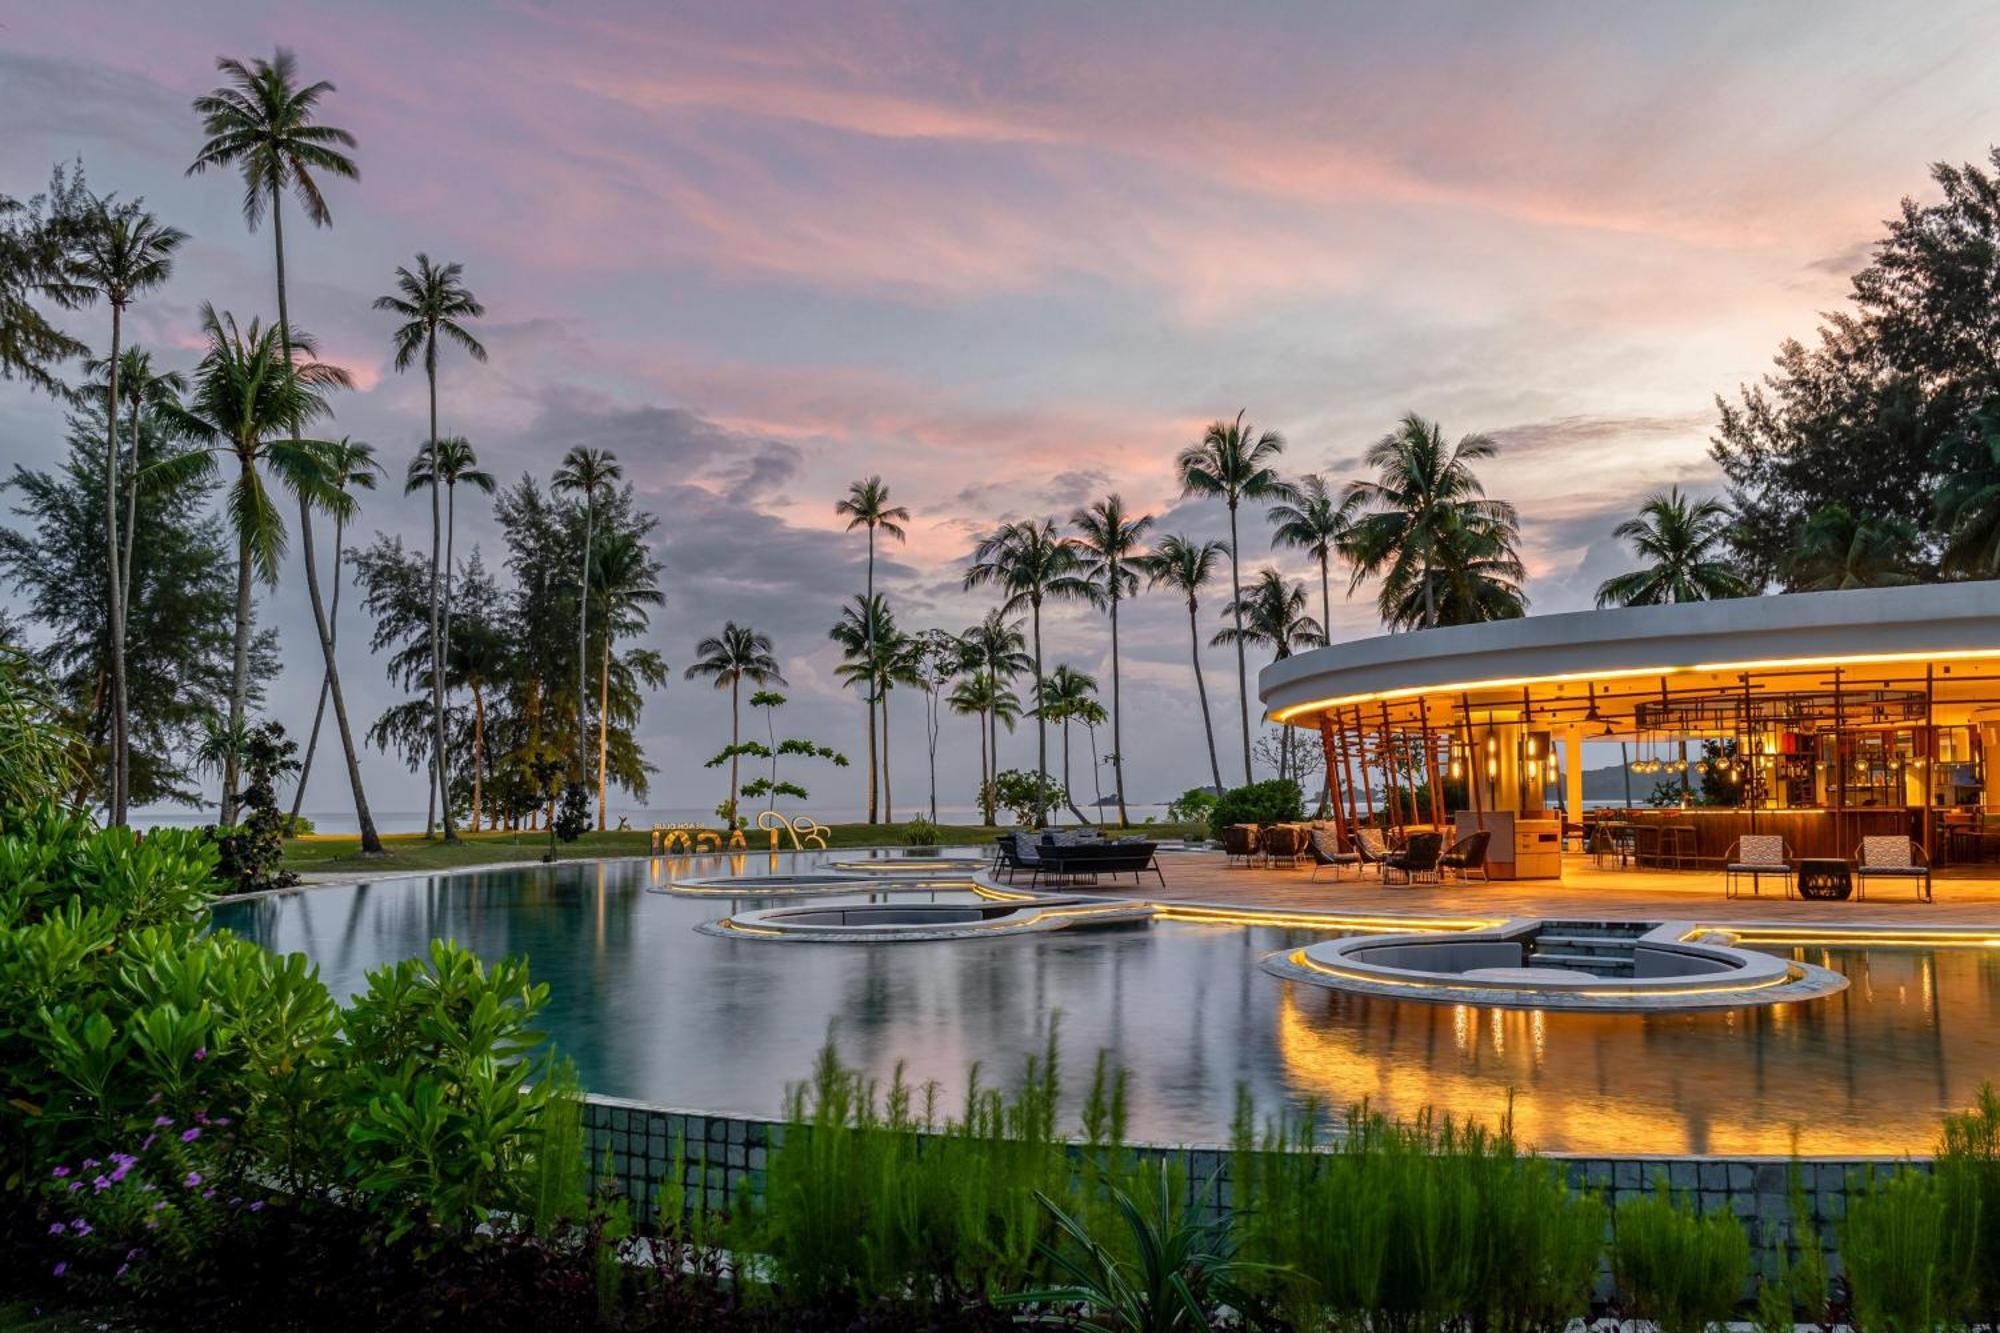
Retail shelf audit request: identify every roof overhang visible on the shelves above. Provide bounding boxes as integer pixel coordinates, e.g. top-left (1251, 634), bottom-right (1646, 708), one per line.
top-left (1260, 583), bottom-right (2000, 725)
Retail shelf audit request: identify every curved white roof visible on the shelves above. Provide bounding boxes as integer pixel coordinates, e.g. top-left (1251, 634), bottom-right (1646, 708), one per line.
top-left (1259, 582), bottom-right (2000, 722)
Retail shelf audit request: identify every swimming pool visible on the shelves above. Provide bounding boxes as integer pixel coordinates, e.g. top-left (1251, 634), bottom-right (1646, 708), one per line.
top-left (210, 852), bottom-right (2000, 1156)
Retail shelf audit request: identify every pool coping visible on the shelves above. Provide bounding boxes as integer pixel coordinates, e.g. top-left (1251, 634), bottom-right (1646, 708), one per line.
top-left (227, 849), bottom-right (2000, 946)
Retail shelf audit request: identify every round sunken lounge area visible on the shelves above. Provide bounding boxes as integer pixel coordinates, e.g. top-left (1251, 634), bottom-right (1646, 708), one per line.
top-left (1262, 919), bottom-right (1848, 1011)
top-left (701, 894), bottom-right (1154, 942)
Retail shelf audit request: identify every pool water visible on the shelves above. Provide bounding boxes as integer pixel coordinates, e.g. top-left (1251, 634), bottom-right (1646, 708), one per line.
top-left (210, 853), bottom-right (2000, 1156)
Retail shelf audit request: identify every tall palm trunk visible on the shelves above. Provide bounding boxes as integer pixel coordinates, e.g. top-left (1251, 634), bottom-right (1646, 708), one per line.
top-left (423, 357), bottom-right (455, 841)
top-left (864, 529), bottom-right (878, 823)
top-left (1030, 600), bottom-right (1047, 826)
top-left (1226, 500), bottom-right (1251, 783)
top-left (223, 465), bottom-right (254, 825)
top-left (976, 706), bottom-right (990, 824)
top-left (881, 683), bottom-right (892, 823)
top-left (295, 494), bottom-right (380, 852)
top-left (727, 676), bottom-right (742, 814)
top-left (1109, 591), bottom-right (1128, 826)
top-left (862, 680), bottom-right (878, 824)
top-left (1061, 715), bottom-right (1089, 825)
top-left (1318, 557), bottom-right (1332, 642)
top-left (443, 477), bottom-right (459, 823)
top-left (575, 501), bottom-right (592, 788)
top-left (597, 638), bottom-right (610, 829)
top-left (118, 392), bottom-right (141, 642)
top-left (290, 505), bottom-right (345, 823)
top-left (1187, 598), bottom-right (1222, 793)
top-left (103, 303), bottom-right (127, 824)
top-left (987, 699), bottom-right (998, 811)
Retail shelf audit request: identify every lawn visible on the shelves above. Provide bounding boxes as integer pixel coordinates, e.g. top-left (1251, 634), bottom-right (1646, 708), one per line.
top-left (280, 820), bottom-right (1206, 878)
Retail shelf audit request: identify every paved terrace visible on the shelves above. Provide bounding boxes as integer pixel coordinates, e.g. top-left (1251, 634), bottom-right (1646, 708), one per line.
top-left (1137, 849), bottom-right (2000, 930)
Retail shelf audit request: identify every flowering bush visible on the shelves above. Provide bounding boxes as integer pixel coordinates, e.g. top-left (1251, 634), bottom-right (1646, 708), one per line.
top-left (38, 1109), bottom-right (269, 1297)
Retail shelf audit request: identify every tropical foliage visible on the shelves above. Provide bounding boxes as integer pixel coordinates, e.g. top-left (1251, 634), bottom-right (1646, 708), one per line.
top-left (1594, 486), bottom-right (1749, 607)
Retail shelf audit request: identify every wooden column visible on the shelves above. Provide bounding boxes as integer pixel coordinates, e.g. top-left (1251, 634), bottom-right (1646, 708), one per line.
top-left (1317, 713), bottom-right (1347, 843)
top-left (1923, 663), bottom-right (1936, 863)
top-left (1350, 707), bottom-right (1376, 828)
top-left (1460, 694), bottom-right (1486, 832)
top-left (1831, 666), bottom-right (1845, 858)
top-left (1418, 695), bottom-right (1446, 828)
top-left (1378, 703), bottom-right (1405, 831)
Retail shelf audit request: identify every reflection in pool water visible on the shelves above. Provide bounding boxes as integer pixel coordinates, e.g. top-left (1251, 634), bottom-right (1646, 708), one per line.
top-left (210, 853), bottom-right (2000, 1156)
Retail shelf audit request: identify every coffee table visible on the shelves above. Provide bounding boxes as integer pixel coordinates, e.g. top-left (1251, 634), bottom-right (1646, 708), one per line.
top-left (1795, 857), bottom-right (1854, 901)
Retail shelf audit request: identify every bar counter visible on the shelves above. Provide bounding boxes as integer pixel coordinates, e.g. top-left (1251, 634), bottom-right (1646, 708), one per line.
top-left (1589, 807), bottom-right (1919, 863)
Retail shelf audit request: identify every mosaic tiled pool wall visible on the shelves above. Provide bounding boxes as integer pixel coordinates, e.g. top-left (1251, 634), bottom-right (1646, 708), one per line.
top-left (582, 1094), bottom-right (1910, 1276)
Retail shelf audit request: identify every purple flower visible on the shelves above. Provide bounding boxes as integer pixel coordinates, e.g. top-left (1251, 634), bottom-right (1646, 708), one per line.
top-left (109, 1164), bottom-right (131, 1184)
top-left (153, 1116), bottom-right (173, 1128)
top-left (183, 1171), bottom-right (201, 1189)
top-left (66, 1182), bottom-right (82, 1193)
top-left (48, 1222), bottom-right (65, 1236)
top-left (51, 1166), bottom-right (69, 1179)
top-left (140, 1134), bottom-right (156, 1151)
top-left (52, 1262), bottom-right (67, 1278)
top-left (71, 1219), bottom-right (92, 1237)
top-left (92, 1175), bottom-right (110, 1192)
top-left (248, 1201), bottom-right (264, 1213)
top-left (201, 1188), bottom-right (216, 1200)
top-left (116, 1263), bottom-right (129, 1278)
top-left (193, 1047), bottom-right (207, 1061)
top-left (213, 1115), bottom-right (231, 1126)
top-left (80, 1158), bottom-right (98, 1170)
top-left (180, 1127), bottom-right (201, 1143)
top-left (152, 1201), bottom-right (167, 1212)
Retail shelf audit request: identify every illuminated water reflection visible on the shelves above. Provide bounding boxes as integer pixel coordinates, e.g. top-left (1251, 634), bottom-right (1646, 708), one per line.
top-left (213, 856), bottom-right (2000, 1155)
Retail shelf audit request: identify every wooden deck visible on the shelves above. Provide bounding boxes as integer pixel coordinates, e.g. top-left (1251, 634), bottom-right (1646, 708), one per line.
top-left (1132, 850), bottom-right (2000, 929)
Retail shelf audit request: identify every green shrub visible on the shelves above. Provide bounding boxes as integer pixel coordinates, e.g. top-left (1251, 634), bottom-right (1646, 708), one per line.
top-left (982, 769), bottom-right (1062, 827)
top-left (903, 815), bottom-right (941, 846)
top-left (1166, 787), bottom-right (1218, 825)
top-left (1231, 1099), bottom-right (1602, 1333)
top-left (1937, 1082), bottom-right (2000, 1323)
top-left (1843, 1165), bottom-right (1970, 1333)
top-left (1612, 1180), bottom-right (1751, 1333)
top-left (1206, 778), bottom-right (1303, 840)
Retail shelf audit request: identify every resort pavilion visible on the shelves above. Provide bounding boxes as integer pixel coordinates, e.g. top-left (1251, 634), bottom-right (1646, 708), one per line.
top-left (1255, 582), bottom-right (2000, 888)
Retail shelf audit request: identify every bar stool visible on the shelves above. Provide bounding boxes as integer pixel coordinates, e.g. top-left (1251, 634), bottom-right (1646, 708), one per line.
top-left (1657, 824), bottom-right (1697, 870)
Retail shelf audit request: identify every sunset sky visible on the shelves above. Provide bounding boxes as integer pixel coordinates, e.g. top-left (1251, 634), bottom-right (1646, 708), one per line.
top-left (6, 1), bottom-right (2000, 820)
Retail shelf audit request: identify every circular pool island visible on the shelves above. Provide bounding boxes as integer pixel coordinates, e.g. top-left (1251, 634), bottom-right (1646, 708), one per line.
top-left (1263, 918), bottom-right (1848, 1011)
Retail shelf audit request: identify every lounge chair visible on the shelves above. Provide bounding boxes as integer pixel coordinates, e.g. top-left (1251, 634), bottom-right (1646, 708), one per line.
top-left (1308, 828), bottom-right (1361, 882)
top-left (1855, 836), bottom-right (1932, 903)
top-left (1223, 824), bottom-right (1261, 868)
top-left (992, 832), bottom-right (1041, 882)
top-left (1723, 834), bottom-right (1792, 899)
top-left (1354, 828), bottom-right (1390, 872)
top-left (1382, 831), bottom-right (1444, 885)
top-left (1261, 824), bottom-right (1310, 868)
top-left (1441, 830), bottom-right (1491, 883)
top-left (1037, 839), bottom-right (1165, 887)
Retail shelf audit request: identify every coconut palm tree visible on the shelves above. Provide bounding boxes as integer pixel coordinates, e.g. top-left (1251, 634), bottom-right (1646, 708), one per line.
top-left (1069, 494), bottom-right (1152, 827)
top-left (403, 433), bottom-right (494, 828)
top-left (1135, 534), bottom-right (1227, 795)
top-left (159, 306), bottom-right (380, 850)
top-left (374, 255), bottom-right (486, 838)
top-left (684, 622), bottom-right (783, 820)
top-left (831, 595), bottom-right (913, 821)
top-left (1268, 473), bottom-right (1349, 638)
top-left (1342, 414), bottom-right (1523, 630)
top-left (964, 519), bottom-right (1082, 825)
top-left (1036, 664), bottom-right (1100, 824)
top-left (1213, 569), bottom-right (1325, 783)
top-left (1594, 487), bottom-right (1749, 607)
top-left (288, 436), bottom-right (378, 823)
top-left (834, 476), bottom-right (910, 823)
top-left (1374, 518), bottom-right (1528, 629)
top-left (1785, 504), bottom-right (1918, 591)
top-left (552, 446), bottom-right (621, 786)
top-left (63, 197), bottom-right (186, 823)
top-left (1176, 410), bottom-right (1288, 783)
top-left (587, 529), bottom-right (665, 828)
top-left (949, 670), bottom-right (1021, 825)
top-left (188, 47), bottom-right (372, 848)
top-left (961, 610), bottom-right (1030, 809)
